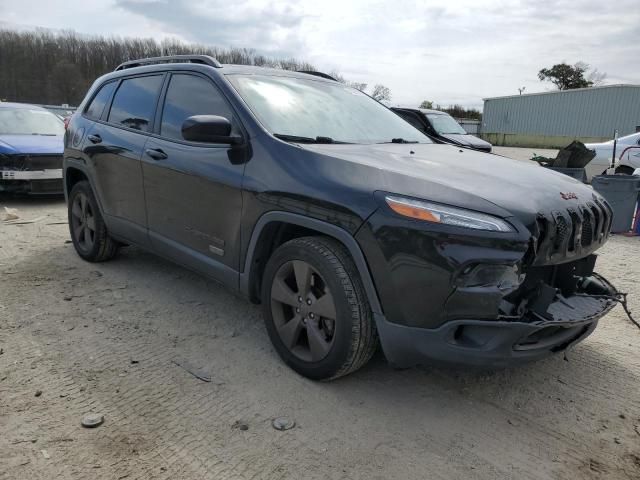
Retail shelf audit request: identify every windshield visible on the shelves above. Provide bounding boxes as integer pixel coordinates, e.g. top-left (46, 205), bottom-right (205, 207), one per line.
top-left (617, 132), bottom-right (640, 144)
top-left (0, 107), bottom-right (64, 135)
top-left (426, 113), bottom-right (467, 135)
top-left (227, 74), bottom-right (430, 144)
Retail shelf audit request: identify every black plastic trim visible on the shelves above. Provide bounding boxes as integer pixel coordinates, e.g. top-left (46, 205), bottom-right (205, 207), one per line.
top-left (240, 211), bottom-right (382, 314)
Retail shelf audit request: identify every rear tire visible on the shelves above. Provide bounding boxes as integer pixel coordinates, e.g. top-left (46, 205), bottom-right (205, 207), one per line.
top-left (261, 236), bottom-right (378, 380)
top-left (68, 181), bottom-right (118, 262)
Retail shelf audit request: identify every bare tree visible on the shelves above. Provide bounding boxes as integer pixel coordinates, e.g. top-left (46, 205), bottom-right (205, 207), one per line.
top-left (419, 100), bottom-right (433, 109)
top-left (587, 68), bottom-right (607, 86)
top-left (348, 82), bottom-right (367, 92)
top-left (371, 84), bottom-right (391, 102)
top-left (0, 29), bottom-right (324, 105)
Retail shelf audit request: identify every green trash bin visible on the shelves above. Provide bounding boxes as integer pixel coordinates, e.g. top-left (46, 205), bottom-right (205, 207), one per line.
top-left (591, 175), bottom-right (640, 233)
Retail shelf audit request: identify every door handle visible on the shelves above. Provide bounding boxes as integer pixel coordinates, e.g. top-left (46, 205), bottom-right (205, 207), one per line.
top-left (145, 148), bottom-right (168, 160)
top-left (87, 134), bottom-right (102, 144)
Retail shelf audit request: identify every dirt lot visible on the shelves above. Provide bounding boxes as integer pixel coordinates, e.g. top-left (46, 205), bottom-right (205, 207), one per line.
top-left (1, 179), bottom-right (639, 479)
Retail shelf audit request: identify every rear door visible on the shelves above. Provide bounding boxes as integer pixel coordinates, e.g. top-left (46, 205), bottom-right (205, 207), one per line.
top-left (83, 74), bottom-right (164, 244)
top-left (142, 72), bottom-right (245, 284)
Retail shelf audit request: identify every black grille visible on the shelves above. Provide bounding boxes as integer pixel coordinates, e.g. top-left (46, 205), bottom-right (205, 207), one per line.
top-left (553, 214), bottom-right (569, 251)
top-left (534, 197), bottom-right (612, 263)
top-left (581, 208), bottom-right (593, 246)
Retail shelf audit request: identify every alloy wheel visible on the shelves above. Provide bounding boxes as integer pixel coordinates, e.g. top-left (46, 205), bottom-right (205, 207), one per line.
top-left (70, 192), bottom-right (96, 251)
top-left (270, 260), bottom-right (337, 362)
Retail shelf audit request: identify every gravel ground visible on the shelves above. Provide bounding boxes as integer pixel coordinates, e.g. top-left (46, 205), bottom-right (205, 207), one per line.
top-left (1, 185), bottom-right (639, 479)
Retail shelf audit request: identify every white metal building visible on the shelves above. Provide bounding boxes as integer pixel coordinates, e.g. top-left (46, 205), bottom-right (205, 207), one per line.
top-left (481, 85), bottom-right (640, 148)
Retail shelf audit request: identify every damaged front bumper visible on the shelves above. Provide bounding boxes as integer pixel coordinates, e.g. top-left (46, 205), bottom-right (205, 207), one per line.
top-left (376, 278), bottom-right (616, 369)
top-left (0, 154), bottom-right (63, 194)
top-left (356, 209), bottom-right (619, 368)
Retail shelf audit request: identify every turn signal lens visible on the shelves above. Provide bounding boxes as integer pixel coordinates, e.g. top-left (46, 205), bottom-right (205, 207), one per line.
top-left (385, 195), bottom-right (514, 232)
top-left (386, 198), bottom-right (441, 222)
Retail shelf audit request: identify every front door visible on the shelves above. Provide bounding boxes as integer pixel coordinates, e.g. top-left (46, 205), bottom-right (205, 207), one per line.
top-left (142, 72), bottom-right (245, 285)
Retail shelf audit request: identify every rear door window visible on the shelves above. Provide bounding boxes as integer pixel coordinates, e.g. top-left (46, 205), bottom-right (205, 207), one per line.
top-left (160, 73), bottom-right (235, 141)
top-left (84, 81), bottom-right (117, 120)
top-left (107, 75), bottom-right (163, 132)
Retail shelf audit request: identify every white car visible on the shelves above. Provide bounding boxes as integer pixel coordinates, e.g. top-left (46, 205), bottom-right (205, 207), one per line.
top-left (584, 132), bottom-right (640, 181)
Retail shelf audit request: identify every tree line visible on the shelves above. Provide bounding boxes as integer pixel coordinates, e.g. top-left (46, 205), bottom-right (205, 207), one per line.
top-left (0, 29), bottom-right (395, 106)
top-left (419, 100), bottom-right (482, 120)
top-left (0, 29), bottom-right (315, 105)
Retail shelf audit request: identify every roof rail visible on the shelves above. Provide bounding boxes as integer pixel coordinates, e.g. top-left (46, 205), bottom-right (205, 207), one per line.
top-left (297, 70), bottom-right (338, 82)
top-left (115, 55), bottom-right (222, 71)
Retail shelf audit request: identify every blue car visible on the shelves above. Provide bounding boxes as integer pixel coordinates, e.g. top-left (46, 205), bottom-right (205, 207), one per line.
top-left (0, 102), bottom-right (65, 194)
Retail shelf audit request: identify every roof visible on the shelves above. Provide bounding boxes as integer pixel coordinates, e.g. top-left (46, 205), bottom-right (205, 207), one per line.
top-left (221, 64), bottom-right (338, 82)
top-left (483, 83), bottom-right (640, 101)
top-left (107, 59), bottom-right (338, 83)
top-left (392, 106), bottom-right (448, 115)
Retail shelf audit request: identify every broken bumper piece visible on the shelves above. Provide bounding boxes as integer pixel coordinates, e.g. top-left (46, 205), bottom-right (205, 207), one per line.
top-left (1, 170), bottom-right (63, 194)
top-left (1, 169), bottom-right (62, 180)
top-left (374, 274), bottom-right (617, 369)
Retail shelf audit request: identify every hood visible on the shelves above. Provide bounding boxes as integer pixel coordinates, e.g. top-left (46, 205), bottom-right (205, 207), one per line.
top-left (0, 134), bottom-right (64, 155)
top-left (440, 133), bottom-right (492, 149)
top-left (300, 143), bottom-right (600, 231)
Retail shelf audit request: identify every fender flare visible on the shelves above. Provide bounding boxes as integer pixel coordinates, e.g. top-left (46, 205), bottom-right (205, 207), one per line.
top-left (63, 159), bottom-right (105, 215)
top-left (239, 211), bottom-right (383, 315)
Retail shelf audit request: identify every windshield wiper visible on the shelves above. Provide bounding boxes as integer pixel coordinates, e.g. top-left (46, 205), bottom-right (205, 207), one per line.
top-left (273, 133), bottom-right (350, 144)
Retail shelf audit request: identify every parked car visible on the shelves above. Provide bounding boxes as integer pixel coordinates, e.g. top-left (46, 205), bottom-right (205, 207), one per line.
top-left (64, 55), bottom-right (616, 380)
top-left (584, 132), bottom-right (640, 181)
top-left (0, 102), bottom-right (65, 194)
top-left (391, 107), bottom-right (492, 152)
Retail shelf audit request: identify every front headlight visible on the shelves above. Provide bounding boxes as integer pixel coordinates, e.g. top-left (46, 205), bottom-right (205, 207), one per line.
top-left (385, 195), bottom-right (514, 232)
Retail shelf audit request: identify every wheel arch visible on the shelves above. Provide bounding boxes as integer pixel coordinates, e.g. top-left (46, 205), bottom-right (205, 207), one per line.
top-left (64, 166), bottom-right (88, 198)
top-left (240, 211), bottom-right (382, 315)
top-left (63, 162), bottom-right (105, 215)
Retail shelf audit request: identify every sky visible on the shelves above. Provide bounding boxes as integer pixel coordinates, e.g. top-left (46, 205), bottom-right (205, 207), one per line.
top-left (1, 0), bottom-right (638, 109)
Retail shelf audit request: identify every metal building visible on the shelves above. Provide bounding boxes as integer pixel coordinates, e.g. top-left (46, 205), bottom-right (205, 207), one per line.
top-left (481, 84), bottom-right (640, 148)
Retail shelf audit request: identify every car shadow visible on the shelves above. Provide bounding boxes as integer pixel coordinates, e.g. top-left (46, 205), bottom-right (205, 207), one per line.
top-left (0, 191), bottom-right (65, 207)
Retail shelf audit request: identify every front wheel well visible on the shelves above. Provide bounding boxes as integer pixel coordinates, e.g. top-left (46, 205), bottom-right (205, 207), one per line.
top-left (246, 221), bottom-right (344, 304)
top-left (65, 167), bottom-right (89, 197)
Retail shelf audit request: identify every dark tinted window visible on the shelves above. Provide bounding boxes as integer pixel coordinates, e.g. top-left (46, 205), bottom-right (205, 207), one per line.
top-left (397, 111), bottom-right (425, 131)
top-left (85, 81), bottom-right (117, 120)
top-left (161, 74), bottom-right (234, 141)
top-left (108, 75), bottom-right (163, 132)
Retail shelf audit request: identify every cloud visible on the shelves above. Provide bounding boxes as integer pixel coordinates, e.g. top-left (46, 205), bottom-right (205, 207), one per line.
top-left (1, 0), bottom-right (638, 108)
top-left (115, 0), bottom-right (308, 56)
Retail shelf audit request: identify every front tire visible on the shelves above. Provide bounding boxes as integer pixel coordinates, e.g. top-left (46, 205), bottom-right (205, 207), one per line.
top-left (68, 181), bottom-right (118, 262)
top-left (261, 236), bottom-right (378, 380)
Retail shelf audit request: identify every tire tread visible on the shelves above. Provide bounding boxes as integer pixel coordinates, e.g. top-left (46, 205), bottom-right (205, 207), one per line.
top-left (273, 236), bottom-right (378, 380)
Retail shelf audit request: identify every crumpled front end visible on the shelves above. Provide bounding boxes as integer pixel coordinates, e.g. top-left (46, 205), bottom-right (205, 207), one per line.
top-left (0, 153), bottom-right (63, 193)
top-left (357, 192), bottom-right (618, 368)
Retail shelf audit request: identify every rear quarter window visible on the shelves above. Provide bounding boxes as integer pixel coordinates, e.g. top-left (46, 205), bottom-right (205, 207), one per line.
top-left (107, 75), bottom-right (163, 132)
top-left (84, 81), bottom-right (117, 120)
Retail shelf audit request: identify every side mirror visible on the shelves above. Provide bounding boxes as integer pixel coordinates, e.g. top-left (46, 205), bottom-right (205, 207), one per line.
top-left (181, 115), bottom-right (240, 144)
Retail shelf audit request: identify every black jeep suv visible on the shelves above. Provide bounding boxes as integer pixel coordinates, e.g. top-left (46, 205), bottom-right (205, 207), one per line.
top-left (64, 55), bottom-right (616, 380)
